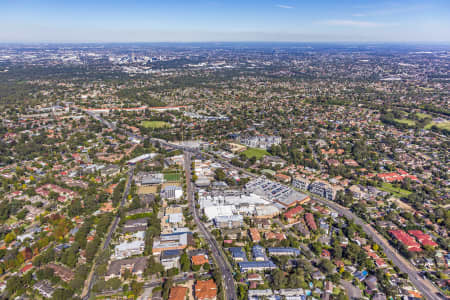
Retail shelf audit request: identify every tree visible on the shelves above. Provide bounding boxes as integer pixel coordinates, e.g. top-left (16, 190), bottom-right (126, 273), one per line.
top-left (214, 168), bottom-right (226, 181)
top-left (4, 232), bottom-right (16, 243)
top-left (287, 274), bottom-right (304, 288)
top-left (319, 259), bottom-right (335, 274)
top-left (344, 243), bottom-right (359, 262)
top-left (271, 269), bottom-right (286, 289)
top-left (49, 191), bottom-right (60, 201)
top-left (33, 249), bottom-right (55, 267)
top-left (107, 278), bottom-right (122, 290)
top-left (337, 291), bottom-right (349, 300)
top-left (22, 271), bottom-right (33, 285)
top-left (69, 199), bottom-right (83, 217)
top-left (52, 288), bottom-right (74, 300)
top-left (61, 246), bottom-right (78, 268)
top-left (162, 278), bottom-right (173, 300)
top-left (131, 280), bottom-right (144, 298)
top-left (332, 241), bottom-right (343, 260)
top-left (97, 263), bottom-right (108, 276)
top-left (145, 256), bottom-right (164, 276)
top-left (123, 269), bottom-right (132, 280)
top-left (327, 273), bottom-right (341, 284)
top-left (70, 275), bottom-right (86, 292)
top-left (372, 244), bottom-right (379, 251)
top-left (85, 238), bottom-right (100, 263)
top-left (6, 276), bottom-right (24, 297)
top-left (238, 284), bottom-right (248, 300)
top-left (311, 242), bottom-right (322, 256)
top-left (36, 267), bottom-right (55, 281)
top-left (180, 251), bottom-right (190, 272)
top-left (93, 280), bottom-right (107, 293)
top-left (167, 267), bottom-right (179, 277)
top-left (16, 209), bottom-right (28, 220)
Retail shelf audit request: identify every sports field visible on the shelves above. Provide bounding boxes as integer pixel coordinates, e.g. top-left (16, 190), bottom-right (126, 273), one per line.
top-left (242, 147), bottom-right (270, 159)
top-left (164, 173), bottom-right (181, 182)
top-left (379, 182), bottom-right (412, 198)
top-left (393, 118), bottom-right (415, 126)
top-left (141, 121), bottom-right (171, 128)
top-left (415, 113), bottom-right (432, 119)
top-left (425, 121), bottom-right (450, 131)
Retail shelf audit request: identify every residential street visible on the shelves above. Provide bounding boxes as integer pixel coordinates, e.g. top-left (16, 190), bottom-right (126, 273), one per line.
top-left (81, 167), bottom-right (135, 300)
top-left (312, 196), bottom-right (442, 300)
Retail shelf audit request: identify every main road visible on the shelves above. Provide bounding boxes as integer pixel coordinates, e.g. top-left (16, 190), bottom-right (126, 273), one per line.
top-left (81, 109), bottom-right (441, 300)
top-left (311, 196), bottom-right (442, 300)
top-left (184, 152), bottom-right (237, 300)
top-left (199, 152), bottom-right (441, 300)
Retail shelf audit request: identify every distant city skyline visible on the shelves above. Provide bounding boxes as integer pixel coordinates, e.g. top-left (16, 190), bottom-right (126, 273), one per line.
top-left (1, 0), bottom-right (449, 43)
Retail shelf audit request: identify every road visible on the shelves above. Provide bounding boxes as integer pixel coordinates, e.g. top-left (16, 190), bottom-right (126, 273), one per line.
top-left (312, 196), bottom-right (442, 300)
top-left (184, 152), bottom-right (237, 300)
top-left (81, 110), bottom-right (442, 300)
top-left (82, 167), bottom-right (135, 300)
top-left (96, 274), bottom-right (193, 298)
top-left (205, 152), bottom-right (441, 300)
top-left (77, 108), bottom-right (116, 130)
top-left (103, 167), bottom-right (135, 250)
top-left (200, 151), bottom-right (442, 300)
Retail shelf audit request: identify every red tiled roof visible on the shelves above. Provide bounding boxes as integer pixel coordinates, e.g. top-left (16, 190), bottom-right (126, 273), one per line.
top-left (195, 279), bottom-right (217, 300)
top-left (408, 230), bottom-right (438, 247)
top-left (284, 206), bottom-right (304, 219)
top-left (389, 230), bottom-right (422, 251)
top-left (305, 213), bottom-right (317, 231)
top-left (169, 286), bottom-right (188, 300)
top-left (191, 254), bottom-right (208, 266)
top-left (249, 228), bottom-right (261, 242)
top-left (21, 263), bottom-right (33, 273)
top-left (321, 249), bottom-right (331, 257)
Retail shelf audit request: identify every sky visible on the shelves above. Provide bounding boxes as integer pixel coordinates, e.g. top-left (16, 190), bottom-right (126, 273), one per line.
top-left (0, 0), bottom-right (449, 43)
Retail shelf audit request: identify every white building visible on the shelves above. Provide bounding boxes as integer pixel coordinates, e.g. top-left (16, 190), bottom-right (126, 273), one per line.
top-left (168, 213), bottom-right (183, 224)
top-left (239, 135), bottom-right (281, 150)
top-left (204, 205), bottom-right (235, 220)
top-left (199, 189), bottom-right (281, 219)
top-left (160, 186), bottom-right (183, 200)
top-left (127, 153), bottom-right (158, 165)
top-left (114, 240), bottom-right (145, 259)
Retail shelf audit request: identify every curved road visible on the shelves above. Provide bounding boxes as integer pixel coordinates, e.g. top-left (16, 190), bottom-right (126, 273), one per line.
top-left (200, 151), bottom-right (441, 300)
top-left (312, 196), bottom-right (441, 300)
top-left (197, 150), bottom-right (442, 300)
top-left (82, 110), bottom-right (440, 300)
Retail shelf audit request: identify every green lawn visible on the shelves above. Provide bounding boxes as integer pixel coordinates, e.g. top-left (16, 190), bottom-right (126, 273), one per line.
top-left (379, 182), bottom-right (412, 198)
top-left (261, 169), bottom-right (276, 176)
top-left (418, 87), bottom-right (434, 91)
top-left (425, 121), bottom-right (450, 130)
top-left (141, 120), bottom-right (171, 128)
top-left (242, 147), bottom-right (270, 159)
top-left (125, 212), bottom-right (152, 220)
top-left (415, 113), bottom-right (432, 119)
top-left (393, 118), bottom-right (416, 126)
top-left (164, 173), bottom-right (181, 181)
top-left (5, 216), bottom-right (17, 225)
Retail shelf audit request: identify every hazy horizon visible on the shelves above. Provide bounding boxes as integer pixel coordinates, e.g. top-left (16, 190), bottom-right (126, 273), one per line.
top-left (1, 0), bottom-right (449, 43)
